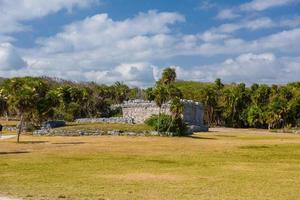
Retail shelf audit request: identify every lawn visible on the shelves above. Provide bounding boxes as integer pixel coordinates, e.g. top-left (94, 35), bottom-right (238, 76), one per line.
top-left (0, 128), bottom-right (300, 200)
top-left (59, 122), bottom-right (153, 132)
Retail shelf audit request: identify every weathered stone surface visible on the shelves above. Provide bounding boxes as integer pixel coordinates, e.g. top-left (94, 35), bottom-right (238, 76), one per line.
top-left (75, 117), bottom-right (134, 124)
top-left (41, 121), bottom-right (66, 129)
top-left (186, 125), bottom-right (209, 134)
top-left (3, 126), bottom-right (17, 131)
top-left (120, 99), bottom-right (206, 128)
top-left (33, 129), bottom-right (156, 136)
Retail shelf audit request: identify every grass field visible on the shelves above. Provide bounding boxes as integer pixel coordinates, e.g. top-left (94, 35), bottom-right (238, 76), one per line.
top-left (1, 128), bottom-right (300, 200)
top-left (60, 122), bottom-right (153, 132)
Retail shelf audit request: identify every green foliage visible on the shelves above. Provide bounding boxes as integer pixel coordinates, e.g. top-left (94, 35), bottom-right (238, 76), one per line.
top-left (160, 67), bottom-right (176, 85)
top-left (145, 114), bottom-right (187, 136)
top-left (175, 79), bottom-right (300, 129)
top-left (246, 105), bottom-right (264, 127)
top-left (0, 67), bottom-right (299, 134)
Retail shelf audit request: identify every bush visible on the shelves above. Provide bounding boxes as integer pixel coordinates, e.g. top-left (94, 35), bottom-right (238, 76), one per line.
top-left (145, 114), bottom-right (187, 136)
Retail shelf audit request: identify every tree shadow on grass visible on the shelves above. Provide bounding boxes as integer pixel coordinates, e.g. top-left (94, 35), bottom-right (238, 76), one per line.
top-left (146, 159), bottom-right (177, 164)
top-left (0, 151), bottom-right (30, 155)
top-left (185, 135), bottom-right (217, 140)
top-left (19, 141), bottom-right (48, 144)
top-left (215, 134), bottom-right (237, 138)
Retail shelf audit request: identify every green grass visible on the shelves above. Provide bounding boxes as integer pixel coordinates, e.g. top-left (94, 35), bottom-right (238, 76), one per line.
top-left (0, 129), bottom-right (300, 200)
top-left (59, 122), bottom-right (154, 133)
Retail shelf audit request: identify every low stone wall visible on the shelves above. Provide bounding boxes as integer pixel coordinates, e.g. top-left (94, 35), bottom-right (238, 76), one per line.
top-left (3, 126), bottom-right (17, 131)
top-left (75, 117), bottom-right (134, 124)
top-left (186, 125), bottom-right (209, 134)
top-left (41, 121), bottom-right (66, 129)
top-left (275, 129), bottom-right (300, 134)
top-left (33, 129), bottom-right (164, 136)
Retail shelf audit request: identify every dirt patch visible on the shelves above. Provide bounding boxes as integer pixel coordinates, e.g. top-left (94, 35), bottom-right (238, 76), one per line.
top-left (0, 195), bottom-right (20, 200)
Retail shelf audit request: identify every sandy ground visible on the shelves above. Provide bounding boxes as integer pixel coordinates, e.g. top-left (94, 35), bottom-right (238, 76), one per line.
top-left (0, 196), bottom-right (20, 200)
top-left (0, 135), bottom-right (16, 140)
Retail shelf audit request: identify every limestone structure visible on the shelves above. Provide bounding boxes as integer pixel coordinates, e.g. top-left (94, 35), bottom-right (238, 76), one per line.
top-left (74, 99), bottom-right (208, 132)
top-left (121, 99), bottom-right (206, 130)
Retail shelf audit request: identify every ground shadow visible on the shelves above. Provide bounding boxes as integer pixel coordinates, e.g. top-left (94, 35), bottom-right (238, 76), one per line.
top-left (19, 141), bottom-right (48, 144)
top-left (239, 145), bottom-right (270, 149)
top-left (52, 142), bottom-right (86, 145)
top-left (185, 135), bottom-right (217, 140)
top-left (0, 151), bottom-right (30, 155)
top-left (146, 159), bottom-right (177, 164)
top-left (215, 134), bottom-right (237, 138)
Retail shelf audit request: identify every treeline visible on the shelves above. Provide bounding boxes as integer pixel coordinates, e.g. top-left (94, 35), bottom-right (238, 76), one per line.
top-left (174, 79), bottom-right (300, 129)
top-left (0, 75), bottom-right (299, 132)
top-left (0, 77), bottom-right (136, 125)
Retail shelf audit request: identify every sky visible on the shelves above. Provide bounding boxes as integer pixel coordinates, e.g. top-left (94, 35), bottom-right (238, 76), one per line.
top-left (0, 0), bottom-right (299, 87)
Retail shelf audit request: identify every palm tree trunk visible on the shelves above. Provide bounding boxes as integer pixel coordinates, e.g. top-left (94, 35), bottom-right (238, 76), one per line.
top-left (158, 107), bottom-right (161, 134)
top-left (17, 114), bottom-right (24, 143)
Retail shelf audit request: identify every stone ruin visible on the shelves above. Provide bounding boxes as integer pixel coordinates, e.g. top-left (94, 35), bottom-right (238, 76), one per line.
top-left (121, 99), bottom-right (208, 132)
top-left (74, 99), bottom-right (208, 133)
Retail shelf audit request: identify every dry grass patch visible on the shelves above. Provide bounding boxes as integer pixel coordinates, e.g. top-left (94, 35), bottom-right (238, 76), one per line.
top-left (0, 128), bottom-right (300, 200)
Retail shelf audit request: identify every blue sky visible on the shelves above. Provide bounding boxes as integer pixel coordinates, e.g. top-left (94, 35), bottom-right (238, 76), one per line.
top-left (0, 0), bottom-right (299, 86)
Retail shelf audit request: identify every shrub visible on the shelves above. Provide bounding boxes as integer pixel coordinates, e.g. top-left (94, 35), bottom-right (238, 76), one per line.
top-left (145, 114), bottom-right (187, 136)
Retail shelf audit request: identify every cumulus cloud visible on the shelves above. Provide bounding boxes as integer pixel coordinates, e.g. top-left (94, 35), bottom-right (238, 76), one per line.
top-left (5, 11), bottom-right (184, 86)
top-left (216, 0), bottom-right (300, 21)
top-left (84, 63), bottom-right (156, 87)
top-left (176, 53), bottom-right (300, 84)
top-left (216, 9), bottom-right (240, 20)
top-left (0, 0), bottom-right (98, 33)
top-left (211, 17), bottom-right (275, 34)
top-left (0, 2), bottom-right (299, 86)
top-left (36, 10), bottom-right (184, 54)
top-left (14, 10), bottom-right (298, 86)
top-left (240, 0), bottom-right (298, 11)
top-left (0, 43), bottom-right (27, 70)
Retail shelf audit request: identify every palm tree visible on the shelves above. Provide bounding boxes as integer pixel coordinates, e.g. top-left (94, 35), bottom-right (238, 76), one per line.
top-left (160, 68), bottom-right (176, 85)
top-left (113, 82), bottom-right (130, 104)
top-left (167, 97), bottom-right (184, 133)
top-left (170, 97), bottom-right (183, 119)
top-left (0, 88), bottom-right (8, 119)
top-left (153, 84), bottom-right (169, 132)
top-left (4, 78), bottom-right (49, 143)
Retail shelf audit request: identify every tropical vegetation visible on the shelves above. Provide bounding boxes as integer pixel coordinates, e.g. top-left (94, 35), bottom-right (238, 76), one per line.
top-left (0, 68), bottom-right (299, 141)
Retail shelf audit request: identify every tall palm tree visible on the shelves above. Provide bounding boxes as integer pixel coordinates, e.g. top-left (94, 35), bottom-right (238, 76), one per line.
top-left (160, 68), bottom-right (176, 85)
top-left (153, 84), bottom-right (169, 132)
top-left (168, 97), bottom-right (184, 132)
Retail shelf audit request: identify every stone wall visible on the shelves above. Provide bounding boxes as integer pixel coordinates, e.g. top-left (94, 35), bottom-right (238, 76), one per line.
top-left (75, 117), bottom-right (134, 124)
top-left (121, 99), bottom-right (204, 126)
top-left (121, 100), bottom-right (171, 124)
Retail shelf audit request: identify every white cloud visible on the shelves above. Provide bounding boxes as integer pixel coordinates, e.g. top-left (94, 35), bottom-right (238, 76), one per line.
top-left (84, 63), bottom-right (156, 87)
top-left (0, 43), bottom-right (27, 70)
top-left (16, 10), bottom-right (298, 86)
top-left (216, 9), bottom-right (240, 20)
top-left (216, 0), bottom-right (299, 22)
top-left (4, 11), bottom-right (184, 86)
top-left (279, 15), bottom-right (300, 28)
top-left (0, 6), bottom-right (299, 86)
top-left (36, 10), bottom-right (184, 54)
top-left (211, 17), bottom-right (274, 33)
top-left (240, 0), bottom-right (298, 11)
top-left (176, 53), bottom-right (300, 84)
top-left (0, 0), bottom-right (98, 33)
top-left (196, 0), bottom-right (217, 10)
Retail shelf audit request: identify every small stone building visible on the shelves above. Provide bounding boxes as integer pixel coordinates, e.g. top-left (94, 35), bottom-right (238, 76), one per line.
top-left (121, 99), bottom-right (205, 128)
